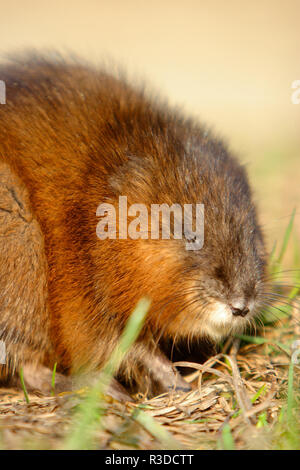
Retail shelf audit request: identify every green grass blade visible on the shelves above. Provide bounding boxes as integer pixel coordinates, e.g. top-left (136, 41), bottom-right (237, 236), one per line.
top-left (256, 412), bottom-right (268, 428)
top-left (277, 208), bottom-right (296, 265)
top-left (19, 368), bottom-right (30, 404)
top-left (287, 361), bottom-right (295, 426)
top-left (101, 297), bottom-right (151, 382)
top-left (51, 362), bottom-right (57, 396)
top-left (220, 423), bottom-right (235, 450)
top-left (251, 384), bottom-right (267, 404)
top-left (269, 240), bottom-right (277, 266)
top-left (63, 297), bottom-right (150, 450)
top-left (236, 334), bottom-right (290, 354)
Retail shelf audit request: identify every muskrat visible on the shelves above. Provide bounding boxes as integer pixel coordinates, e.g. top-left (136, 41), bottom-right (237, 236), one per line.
top-left (0, 54), bottom-right (267, 396)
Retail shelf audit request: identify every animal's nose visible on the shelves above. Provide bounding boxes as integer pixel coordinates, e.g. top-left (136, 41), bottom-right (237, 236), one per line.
top-left (231, 306), bottom-right (250, 317)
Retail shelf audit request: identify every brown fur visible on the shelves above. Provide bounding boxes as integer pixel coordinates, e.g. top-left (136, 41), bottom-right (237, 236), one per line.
top-left (0, 54), bottom-right (267, 394)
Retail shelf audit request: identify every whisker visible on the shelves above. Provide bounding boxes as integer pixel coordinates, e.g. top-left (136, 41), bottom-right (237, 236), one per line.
top-left (259, 295), bottom-right (300, 311)
top-left (258, 302), bottom-right (300, 327)
top-left (261, 292), bottom-right (300, 303)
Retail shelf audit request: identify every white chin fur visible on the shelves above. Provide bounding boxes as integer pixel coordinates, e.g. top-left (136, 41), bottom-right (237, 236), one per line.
top-left (201, 301), bottom-right (243, 341)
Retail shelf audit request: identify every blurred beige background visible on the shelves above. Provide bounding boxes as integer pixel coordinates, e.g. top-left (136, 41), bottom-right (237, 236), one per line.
top-left (0, 0), bottom-right (299, 259)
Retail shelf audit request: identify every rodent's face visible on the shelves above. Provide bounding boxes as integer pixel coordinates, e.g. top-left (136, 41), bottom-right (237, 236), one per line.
top-left (177, 227), bottom-right (266, 341)
top-left (129, 210), bottom-right (266, 343)
top-left (104, 150), bottom-right (267, 343)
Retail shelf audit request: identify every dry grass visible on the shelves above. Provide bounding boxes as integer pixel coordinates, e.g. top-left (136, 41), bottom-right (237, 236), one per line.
top-left (0, 305), bottom-right (299, 450)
